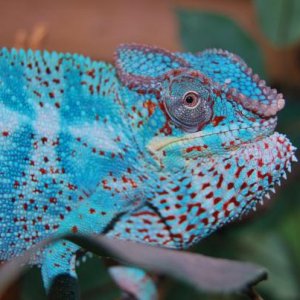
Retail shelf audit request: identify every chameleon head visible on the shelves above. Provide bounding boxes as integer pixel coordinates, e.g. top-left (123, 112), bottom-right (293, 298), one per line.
top-left (115, 44), bottom-right (297, 247)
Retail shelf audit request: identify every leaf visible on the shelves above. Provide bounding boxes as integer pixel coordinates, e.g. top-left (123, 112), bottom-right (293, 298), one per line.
top-left (21, 267), bottom-right (46, 300)
top-left (237, 232), bottom-right (300, 300)
top-left (0, 234), bottom-right (267, 298)
top-left (177, 10), bottom-right (266, 78)
top-left (254, 0), bottom-right (300, 47)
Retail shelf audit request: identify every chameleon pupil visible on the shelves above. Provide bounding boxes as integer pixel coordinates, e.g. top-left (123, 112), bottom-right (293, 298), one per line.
top-left (183, 92), bottom-right (199, 107)
top-left (186, 96), bottom-right (194, 103)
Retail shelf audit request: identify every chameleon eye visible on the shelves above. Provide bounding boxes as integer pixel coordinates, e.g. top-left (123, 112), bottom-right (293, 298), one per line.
top-left (162, 72), bottom-right (214, 133)
top-left (183, 91), bottom-right (199, 108)
top-left (164, 87), bottom-right (213, 133)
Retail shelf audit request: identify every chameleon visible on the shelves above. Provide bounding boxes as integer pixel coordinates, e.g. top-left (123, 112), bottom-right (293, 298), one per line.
top-left (0, 43), bottom-right (297, 299)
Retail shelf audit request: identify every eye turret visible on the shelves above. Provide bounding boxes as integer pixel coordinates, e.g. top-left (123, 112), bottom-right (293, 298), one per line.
top-left (163, 74), bottom-right (214, 133)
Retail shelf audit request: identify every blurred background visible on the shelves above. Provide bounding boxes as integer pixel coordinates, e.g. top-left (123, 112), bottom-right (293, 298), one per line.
top-left (0, 0), bottom-right (300, 299)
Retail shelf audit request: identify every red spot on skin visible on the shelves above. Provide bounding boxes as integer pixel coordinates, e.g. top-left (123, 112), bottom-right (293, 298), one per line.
top-left (86, 69), bottom-right (95, 78)
top-left (89, 85), bottom-right (94, 94)
top-left (212, 116), bottom-right (225, 127)
top-left (158, 102), bottom-right (173, 135)
top-left (186, 182), bottom-right (192, 189)
top-left (247, 169), bottom-right (254, 177)
top-left (89, 208), bottom-right (96, 214)
top-left (165, 215), bottom-right (176, 221)
top-left (49, 197), bottom-right (57, 204)
top-left (179, 215), bottom-right (187, 224)
top-left (240, 182), bottom-right (248, 189)
top-left (201, 218), bottom-right (209, 225)
top-left (187, 203), bottom-right (206, 216)
top-left (34, 90), bottom-right (41, 97)
top-left (158, 190), bottom-right (168, 196)
top-left (2, 131), bottom-right (9, 137)
top-left (225, 163), bottom-right (231, 170)
top-left (170, 233), bottom-right (183, 241)
top-left (214, 197), bottom-right (222, 205)
top-left (142, 218), bottom-right (152, 225)
top-left (267, 174), bottom-right (273, 184)
top-left (143, 100), bottom-right (156, 117)
top-left (202, 182), bottom-right (210, 189)
top-left (186, 146), bottom-right (202, 153)
top-left (235, 166), bottom-right (245, 178)
top-left (223, 196), bottom-right (240, 212)
top-left (212, 211), bottom-right (219, 225)
top-left (216, 174), bottom-right (224, 188)
top-left (72, 226), bottom-right (78, 233)
top-left (208, 166), bottom-right (215, 172)
top-left (190, 192), bottom-right (197, 199)
top-left (41, 137), bottom-right (48, 144)
top-left (132, 211), bottom-right (156, 217)
top-left (206, 191), bottom-right (214, 199)
top-left (40, 168), bottom-right (47, 175)
top-left (177, 195), bottom-right (183, 200)
top-left (258, 171), bottom-right (264, 179)
top-left (67, 183), bottom-right (77, 190)
top-left (172, 186), bottom-right (180, 192)
top-left (13, 181), bottom-right (20, 188)
top-left (227, 182), bottom-right (234, 190)
top-left (186, 224), bottom-right (196, 231)
top-left (188, 234), bottom-right (196, 244)
top-left (178, 176), bottom-right (188, 183)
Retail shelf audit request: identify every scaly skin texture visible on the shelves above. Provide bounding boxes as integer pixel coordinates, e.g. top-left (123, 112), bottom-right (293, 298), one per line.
top-left (0, 44), bottom-right (296, 296)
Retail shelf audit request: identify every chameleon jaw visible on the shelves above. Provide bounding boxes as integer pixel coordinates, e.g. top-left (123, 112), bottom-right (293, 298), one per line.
top-left (147, 117), bottom-right (277, 154)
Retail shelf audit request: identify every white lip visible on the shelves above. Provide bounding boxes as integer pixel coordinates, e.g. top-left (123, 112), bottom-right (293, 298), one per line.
top-left (148, 117), bottom-right (277, 153)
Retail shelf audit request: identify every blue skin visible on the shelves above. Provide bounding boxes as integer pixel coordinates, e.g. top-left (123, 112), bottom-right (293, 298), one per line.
top-left (0, 45), bottom-right (294, 298)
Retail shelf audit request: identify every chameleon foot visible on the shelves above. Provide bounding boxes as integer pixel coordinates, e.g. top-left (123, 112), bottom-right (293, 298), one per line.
top-left (109, 266), bottom-right (158, 300)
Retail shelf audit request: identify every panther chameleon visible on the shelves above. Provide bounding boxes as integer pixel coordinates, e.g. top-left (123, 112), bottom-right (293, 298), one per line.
top-left (0, 44), bottom-right (297, 299)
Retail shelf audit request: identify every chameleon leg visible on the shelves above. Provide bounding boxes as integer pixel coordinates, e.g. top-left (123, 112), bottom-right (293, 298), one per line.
top-left (108, 266), bottom-right (158, 300)
top-left (41, 190), bottom-right (128, 297)
top-left (41, 240), bottom-right (80, 299)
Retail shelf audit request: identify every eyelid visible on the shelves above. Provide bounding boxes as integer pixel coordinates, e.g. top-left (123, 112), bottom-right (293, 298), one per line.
top-left (183, 91), bottom-right (199, 98)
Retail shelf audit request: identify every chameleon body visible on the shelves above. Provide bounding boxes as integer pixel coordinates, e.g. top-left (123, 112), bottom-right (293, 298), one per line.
top-left (0, 44), bottom-right (296, 298)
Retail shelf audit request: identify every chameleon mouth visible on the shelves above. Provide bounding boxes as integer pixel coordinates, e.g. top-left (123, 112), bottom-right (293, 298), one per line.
top-left (148, 117), bottom-right (277, 154)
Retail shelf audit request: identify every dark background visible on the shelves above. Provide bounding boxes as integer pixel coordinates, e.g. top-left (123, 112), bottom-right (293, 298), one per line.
top-left (0, 0), bottom-right (299, 299)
